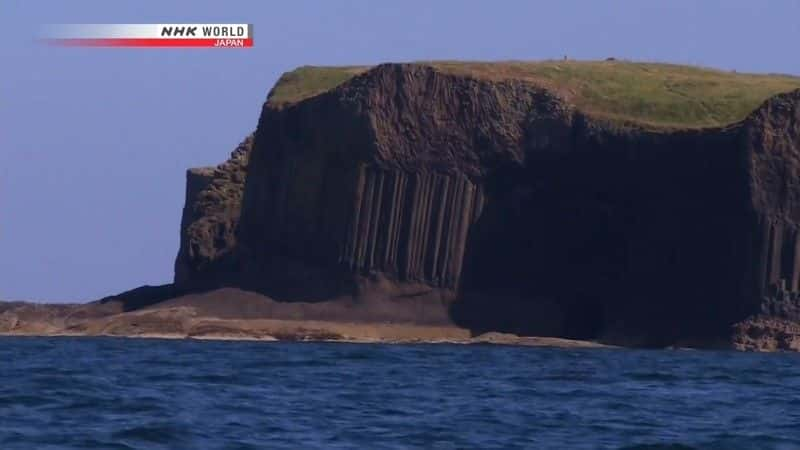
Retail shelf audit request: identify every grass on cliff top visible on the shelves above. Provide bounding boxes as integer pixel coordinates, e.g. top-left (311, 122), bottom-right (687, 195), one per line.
top-left (267, 65), bottom-right (369, 106)
top-left (267, 60), bottom-right (800, 128)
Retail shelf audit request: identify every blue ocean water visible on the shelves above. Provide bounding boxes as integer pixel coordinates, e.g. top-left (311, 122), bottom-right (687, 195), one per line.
top-left (0, 338), bottom-right (799, 449)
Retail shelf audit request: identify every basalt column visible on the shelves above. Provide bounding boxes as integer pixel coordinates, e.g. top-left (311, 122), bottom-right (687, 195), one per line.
top-left (340, 165), bottom-right (485, 288)
top-left (756, 216), bottom-right (800, 304)
top-left (240, 147), bottom-right (486, 297)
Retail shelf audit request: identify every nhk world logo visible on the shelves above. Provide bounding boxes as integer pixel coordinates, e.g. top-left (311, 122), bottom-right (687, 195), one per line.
top-left (43, 24), bottom-right (253, 48)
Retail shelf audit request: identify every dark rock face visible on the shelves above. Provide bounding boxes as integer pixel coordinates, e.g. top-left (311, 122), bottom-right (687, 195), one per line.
top-left (234, 65), bottom-right (565, 303)
top-left (175, 63), bottom-right (800, 348)
top-left (174, 135), bottom-right (252, 286)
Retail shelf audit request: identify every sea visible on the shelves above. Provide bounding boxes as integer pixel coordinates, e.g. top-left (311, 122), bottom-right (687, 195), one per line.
top-left (0, 337), bottom-right (798, 449)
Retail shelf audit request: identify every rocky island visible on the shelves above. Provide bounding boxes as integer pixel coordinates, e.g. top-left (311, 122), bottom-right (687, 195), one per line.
top-left (4, 60), bottom-right (800, 351)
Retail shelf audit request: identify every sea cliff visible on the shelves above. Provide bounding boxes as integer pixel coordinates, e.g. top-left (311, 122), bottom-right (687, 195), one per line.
top-left (6, 60), bottom-right (800, 350)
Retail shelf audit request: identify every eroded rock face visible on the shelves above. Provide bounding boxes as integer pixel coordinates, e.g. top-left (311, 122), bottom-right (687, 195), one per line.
top-left (733, 316), bottom-right (800, 351)
top-left (175, 63), bottom-right (800, 348)
top-left (174, 135), bottom-right (252, 286)
top-left (234, 65), bottom-right (571, 303)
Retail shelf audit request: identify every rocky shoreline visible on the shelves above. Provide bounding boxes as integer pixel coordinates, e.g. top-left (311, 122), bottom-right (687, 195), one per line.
top-left (0, 297), bottom-right (609, 348)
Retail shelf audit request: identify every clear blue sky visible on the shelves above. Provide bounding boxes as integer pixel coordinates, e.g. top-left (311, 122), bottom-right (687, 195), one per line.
top-left (2, 0), bottom-right (799, 302)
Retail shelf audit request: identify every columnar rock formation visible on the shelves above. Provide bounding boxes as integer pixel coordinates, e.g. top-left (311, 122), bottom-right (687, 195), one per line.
top-left (340, 167), bottom-right (485, 288)
top-left (174, 63), bottom-right (800, 348)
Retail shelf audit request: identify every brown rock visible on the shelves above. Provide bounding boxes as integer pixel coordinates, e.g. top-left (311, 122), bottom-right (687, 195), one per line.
top-left (174, 134), bottom-right (253, 286)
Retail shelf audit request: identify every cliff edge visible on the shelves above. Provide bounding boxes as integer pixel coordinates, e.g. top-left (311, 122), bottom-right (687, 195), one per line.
top-left (167, 60), bottom-right (800, 349)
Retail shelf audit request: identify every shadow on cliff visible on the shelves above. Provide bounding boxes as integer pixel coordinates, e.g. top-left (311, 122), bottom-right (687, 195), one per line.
top-left (450, 133), bottom-right (760, 346)
top-left (448, 162), bottom-right (613, 340)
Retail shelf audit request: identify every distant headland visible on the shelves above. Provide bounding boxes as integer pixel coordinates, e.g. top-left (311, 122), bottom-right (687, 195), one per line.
top-left (4, 60), bottom-right (800, 351)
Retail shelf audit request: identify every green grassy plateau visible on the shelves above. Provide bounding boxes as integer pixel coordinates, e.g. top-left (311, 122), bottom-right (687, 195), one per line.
top-left (266, 60), bottom-right (800, 128)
